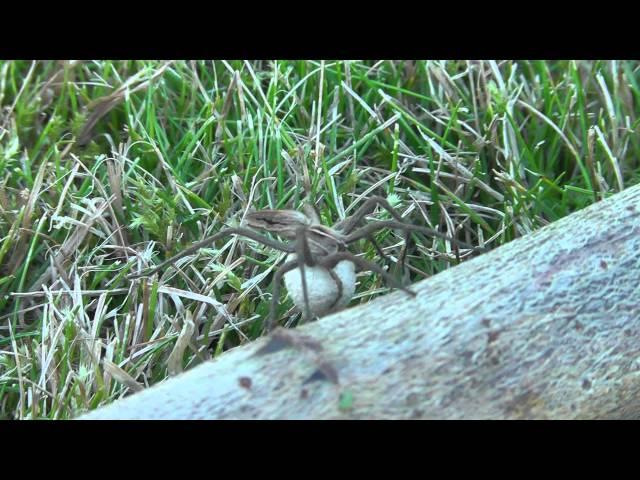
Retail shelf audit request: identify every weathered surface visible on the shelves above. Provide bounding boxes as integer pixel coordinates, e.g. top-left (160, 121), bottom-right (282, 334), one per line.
top-left (78, 184), bottom-right (640, 419)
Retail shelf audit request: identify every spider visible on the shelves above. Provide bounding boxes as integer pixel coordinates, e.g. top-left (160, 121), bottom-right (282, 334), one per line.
top-left (128, 196), bottom-right (483, 332)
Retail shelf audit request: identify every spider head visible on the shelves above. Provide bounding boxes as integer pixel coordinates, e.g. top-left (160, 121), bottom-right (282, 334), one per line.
top-left (244, 209), bottom-right (311, 240)
top-left (307, 225), bottom-right (347, 255)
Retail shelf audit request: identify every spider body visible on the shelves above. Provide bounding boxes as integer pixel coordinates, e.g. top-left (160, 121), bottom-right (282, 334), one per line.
top-left (129, 195), bottom-right (484, 332)
top-left (244, 206), bottom-right (358, 323)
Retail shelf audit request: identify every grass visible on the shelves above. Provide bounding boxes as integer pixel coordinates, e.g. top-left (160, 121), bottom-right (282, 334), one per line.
top-left (0, 60), bottom-right (639, 419)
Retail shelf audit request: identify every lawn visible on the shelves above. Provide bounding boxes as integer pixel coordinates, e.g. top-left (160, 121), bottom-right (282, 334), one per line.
top-left (0, 60), bottom-right (638, 419)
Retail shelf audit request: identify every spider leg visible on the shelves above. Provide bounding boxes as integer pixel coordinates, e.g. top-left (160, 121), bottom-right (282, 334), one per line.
top-left (295, 225), bottom-right (315, 323)
top-left (336, 196), bottom-right (406, 234)
top-left (319, 251), bottom-right (416, 298)
top-left (267, 225), bottom-right (328, 329)
top-left (365, 232), bottom-right (408, 281)
top-left (267, 258), bottom-right (301, 332)
top-left (128, 227), bottom-right (296, 279)
top-left (336, 196), bottom-right (412, 275)
top-left (366, 234), bottom-right (391, 264)
top-left (326, 267), bottom-right (344, 311)
top-left (343, 220), bottom-right (483, 252)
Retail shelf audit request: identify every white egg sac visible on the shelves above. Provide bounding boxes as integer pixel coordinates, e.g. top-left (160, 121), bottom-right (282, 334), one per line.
top-left (282, 253), bottom-right (356, 318)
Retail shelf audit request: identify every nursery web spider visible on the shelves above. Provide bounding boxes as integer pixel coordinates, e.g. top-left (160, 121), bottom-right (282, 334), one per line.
top-left (128, 196), bottom-right (483, 332)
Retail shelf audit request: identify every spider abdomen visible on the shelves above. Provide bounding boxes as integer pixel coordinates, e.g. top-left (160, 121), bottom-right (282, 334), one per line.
top-left (283, 254), bottom-right (356, 318)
